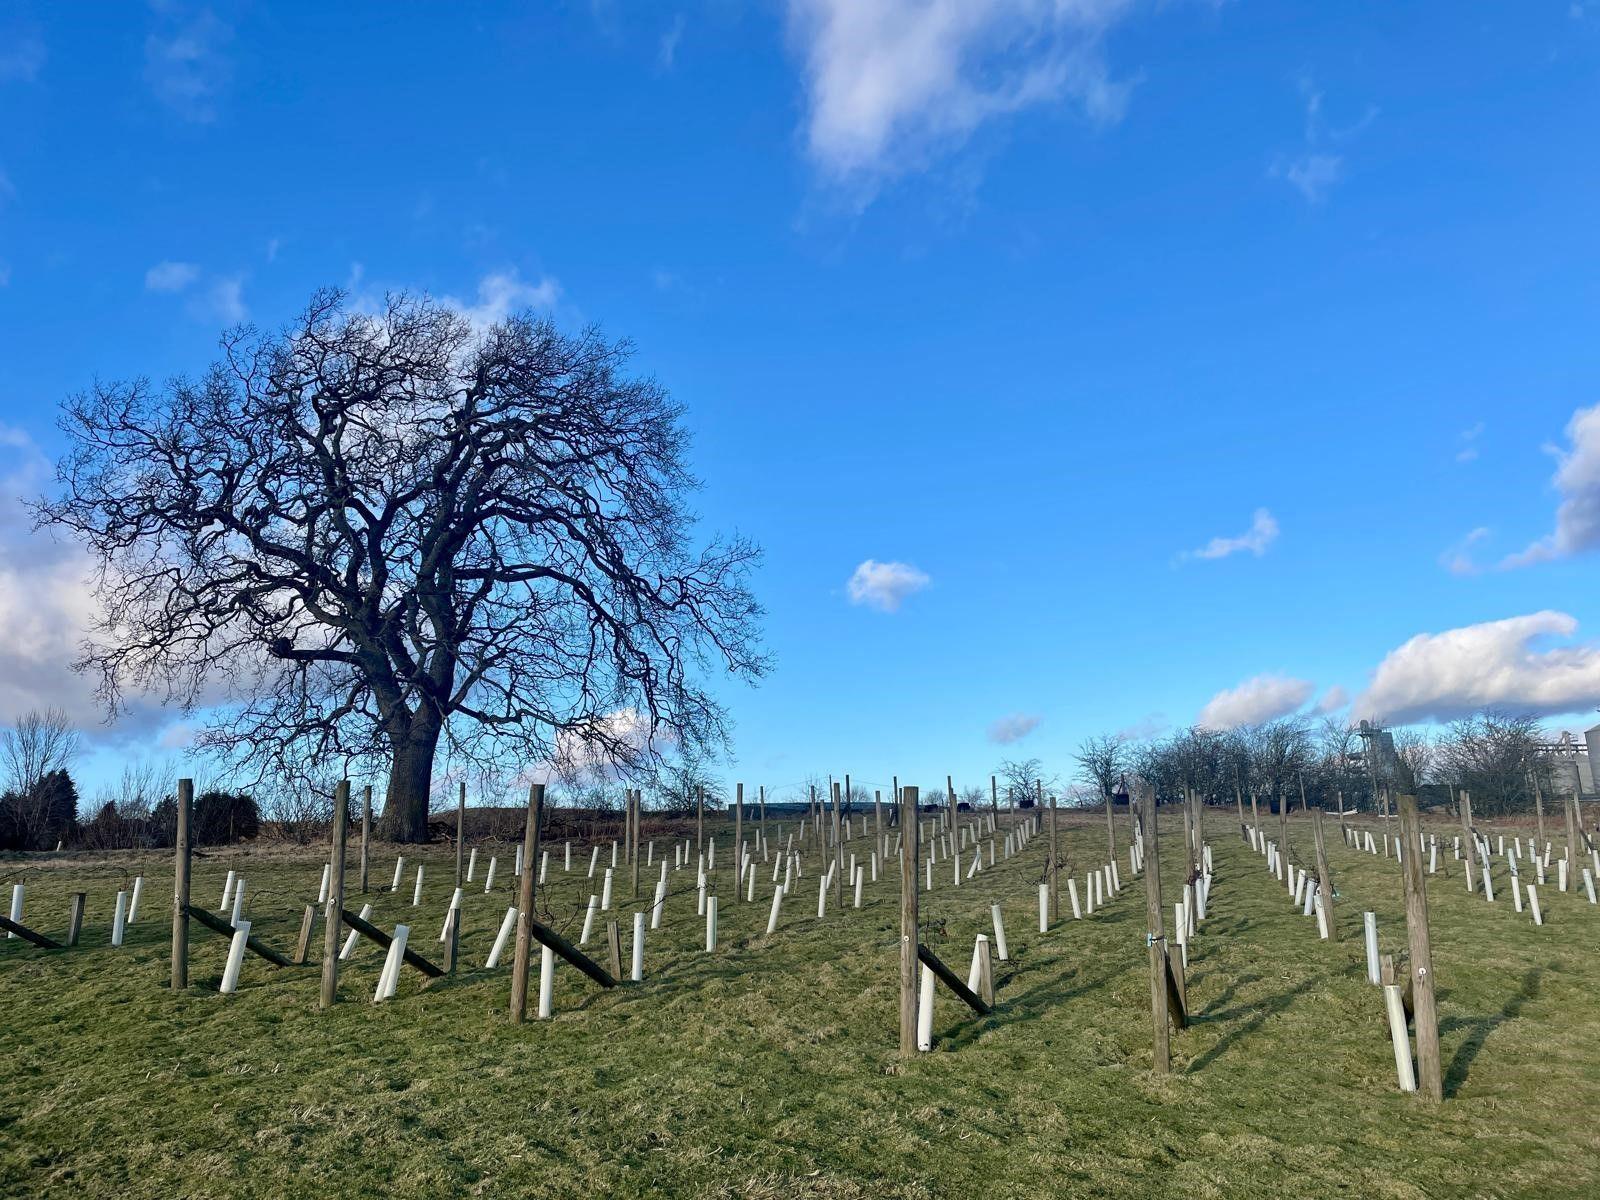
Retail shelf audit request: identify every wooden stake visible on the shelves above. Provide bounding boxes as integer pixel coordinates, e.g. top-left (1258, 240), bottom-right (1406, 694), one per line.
top-left (455, 781), bottom-right (467, 888)
top-left (170, 778), bottom-right (193, 990)
top-left (510, 782), bottom-right (545, 1023)
top-left (734, 783), bottom-right (744, 902)
top-left (1397, 793), bottom-right (1442, 1102)
top-left (319, 779), bottom-right (349, 1008)
top-left (899, 785), bottom-right (920, 1058)
top-left (1313, 808), bottom-right (1337, 941)
top-left (359, 784), bottom-right (372, 894)
top-left (1138, 782), bottom-right (1171, 1073)
top-left (293, 904), bottom-right (316, 964)
top-left (1044, 783), bottom-right (1058, 920)
top-left (67, 893), bottom-right (85, 947)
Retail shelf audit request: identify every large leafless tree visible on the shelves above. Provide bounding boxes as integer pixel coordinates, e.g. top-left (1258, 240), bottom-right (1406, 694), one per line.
top-left (41, 290), bottom-right (766, 841)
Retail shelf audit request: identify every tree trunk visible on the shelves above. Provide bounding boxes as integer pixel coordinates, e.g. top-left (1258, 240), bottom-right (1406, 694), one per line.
top-left (378, 716), bottom-right (442, 843)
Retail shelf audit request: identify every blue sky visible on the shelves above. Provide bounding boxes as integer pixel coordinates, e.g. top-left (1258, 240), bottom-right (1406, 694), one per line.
top-left (2, 2), bottom-right (1599, 803)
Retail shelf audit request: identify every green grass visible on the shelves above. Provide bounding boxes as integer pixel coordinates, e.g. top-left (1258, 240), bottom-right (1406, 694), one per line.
top-left (2, 809), bottom-right (1598, 1199)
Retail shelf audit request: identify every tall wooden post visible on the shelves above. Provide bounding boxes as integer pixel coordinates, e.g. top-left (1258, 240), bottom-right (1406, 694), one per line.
top-left (1250, 792), bottom-right (1260, 841)
top-left (1181, 791), bottom-right (1196, 883)
top-left (874, 789), bottom-right (883, 855)
top-left (759, 785), bottom-right (767, 851)
top-left (946, 775), bottom-right (958, 858)
top-left (1105, 784), bottom-right (1117, 864)
top-left (320, 779), bottom-right (349, 1009)
top-left (1397, 793), bottom-right (1442, 1101)
top-left (696, 784), bottom-right (705, 861)
top-left (170, 778), bottom-right (193, 989)
top-left (630, 789), bottom-right (642, 900)
top-left (510, 783), bottom-right (545, 1023)
top-left (1459, 789), bottom-right (1477, 891)
top-left (734, 783), bottom-right (744, 902)
top-left (1044, 782), bottom-right (1058, 920)
top-left (1567, 792), bottom-right (1584, 882)
top-left (1312, 808), bottom-right (1336, 940)
top-left (455, 781), bottom-right (467, 889)
top-left (1138, 783), bottom-right (1171, 1073)
top-left (359, 784), bottom-right (372, 894)
top-left (990, 775), bottom-right (999, 822)
top-left (899, 785), bottom-right (920, 1058)
top-left (1532, 768), bottom-right (1546, 850)
top-left (831, 780), bottom-right (844, 907)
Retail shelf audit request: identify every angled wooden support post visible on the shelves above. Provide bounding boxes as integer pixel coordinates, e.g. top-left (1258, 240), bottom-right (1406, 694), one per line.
top-left (188, 905), bottom-right (294, 967)
top-left (527, 915), bottom-right (617, 988)
top-left (0, 915), bottom-right (61, 949)
top-left (340, 908), bottom-right (444, 977)
top-left (510, 782), bottom-right (545, 1023)
top-left (917, 944), bottom-right (992, 1016)
top-left (171, 778), bottom-right (193, 989)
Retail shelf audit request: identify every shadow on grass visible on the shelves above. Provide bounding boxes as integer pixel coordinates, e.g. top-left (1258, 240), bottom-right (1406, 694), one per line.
top-left (1185, 975), bottom-right (1325, 1075)
top-left (1441, 966), bottom-right (1542, 1099)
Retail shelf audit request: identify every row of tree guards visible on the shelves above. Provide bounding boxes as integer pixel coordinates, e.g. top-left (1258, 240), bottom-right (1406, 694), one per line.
top-left (11, 771), bottom-right (1582, 1102)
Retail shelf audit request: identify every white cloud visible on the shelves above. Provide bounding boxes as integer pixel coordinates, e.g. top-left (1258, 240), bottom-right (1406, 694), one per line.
top-left (0, 30), bottom-right (45, 82)
top-left (1439, 525), bottom-right (1490, 576)
top-left (1281, 152), bottom-right (1342, 202)
top-left (144, 260), bottom-right (201, 292)
top-left (659, 13), bottom-right (685, 69)
top-left (846, 558), bottom-right (930, 612)
top-left (1456, 420), bottom-right (1485, 464)
top-left (1313, 685), bottom-right (1349, 714)
top-left (1182, 508), bottom-right (1279, 562)
top-left (203, 275), bottom-right (247, 323)
top-left (1502, 403), bottom-right (1600, 567)
top-left (0, 428), bottom-right (104, 726)
top-left (785, 0), bottom-right (1133, 188)
top-left (145, 7), bottom-right (232, 122)
top-left (158, 722), bottom-right (197, 750)
top-left (441, 269), bottom-right (560, 333)
top-left (987, 712), bottom-right (1040, 744)
top-left (1352, 611), bottom-right (1600, 725)
top-left (1197, 674), bottom-right (1315, 729)
top-left (1273, 75), bottom-right (1368, 203)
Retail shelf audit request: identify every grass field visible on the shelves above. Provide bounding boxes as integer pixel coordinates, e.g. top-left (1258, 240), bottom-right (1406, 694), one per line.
top-left (3, 806), bottom-right (1599, 1199)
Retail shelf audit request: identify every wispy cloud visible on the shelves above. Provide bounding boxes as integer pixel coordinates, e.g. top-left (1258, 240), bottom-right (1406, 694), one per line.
top-left (658, 13), bottom-right (685, 69)
top-left (145, 260), bottom-right (201, 292)
top-left (1501, 403), bottom-right (1600, 568)
top-left (1439, 525), bottom-right (1491, 576)
top-left (1272, 74), bottom-right (1372, 204)
top-left (0, 28), bottom-right (45, 83)
top-left (440, 269), bottom-right (561, 333)
top-left (1181, 508), bottom-right (1279, 562)
top-left (785, 0), bottom-right (1133, 198)
top-left (846, 558), bottom-right (930, 612)
top-left (145, 6), bottom-right (233, 122)
top-left (987, 712), bottom-right (1041, 744)
top-left (1456, 420), bottom-right (1485, 463)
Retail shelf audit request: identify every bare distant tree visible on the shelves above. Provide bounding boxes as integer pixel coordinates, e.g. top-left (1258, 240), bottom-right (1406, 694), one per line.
top-left (997, 757), bottom-right (1052, 807)
top-left (0, 707), bottom-right (80, 797)
top-left (1392, 728), bottom-right (1435, 794)
top-left (1437, 710), bottom-right (1543, 817)
top-left (1073, 736), bottom-right (1126, 802)
top-left (40, 290), bottom-right (767, 841)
